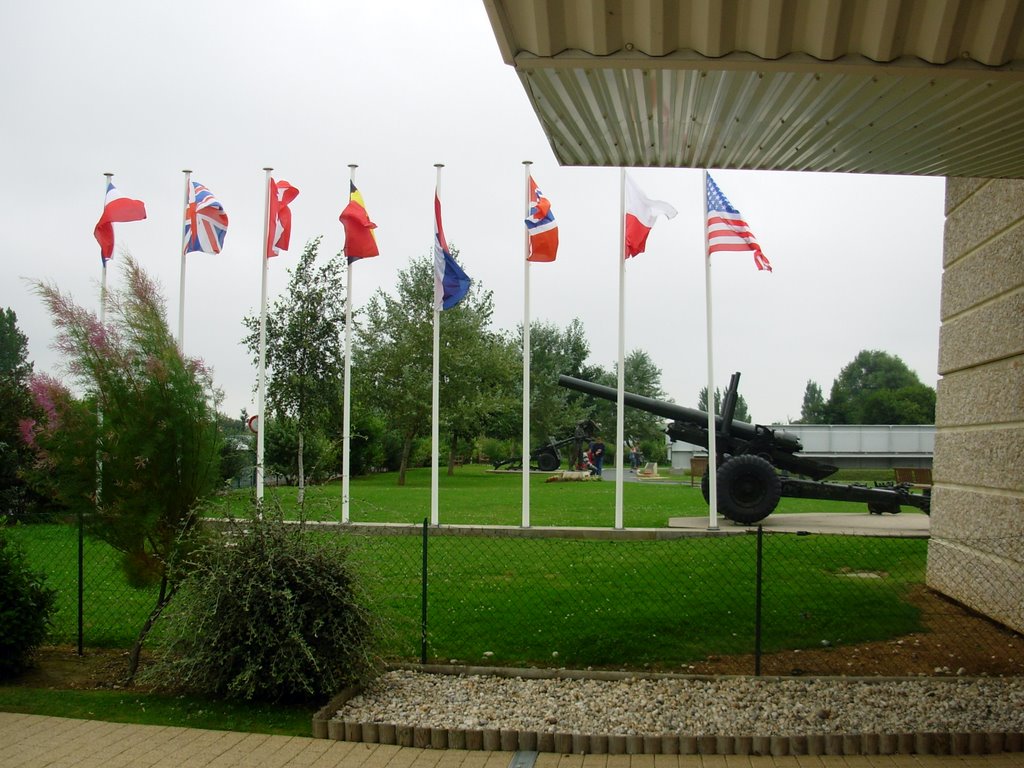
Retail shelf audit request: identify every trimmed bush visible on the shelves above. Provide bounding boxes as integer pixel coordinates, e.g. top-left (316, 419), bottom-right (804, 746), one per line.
top-left (146, 511), bottom-right (378, 701)
top-left (0, 525), bottom-right (57, 679)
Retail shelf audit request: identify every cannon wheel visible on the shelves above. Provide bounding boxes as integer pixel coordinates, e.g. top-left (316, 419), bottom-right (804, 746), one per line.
top-left (868, 501), bottom-right (901, 515)
top-left (536, 451), bottom-right (560, 472)
top-left (717, 455), bottom-right (781, 524)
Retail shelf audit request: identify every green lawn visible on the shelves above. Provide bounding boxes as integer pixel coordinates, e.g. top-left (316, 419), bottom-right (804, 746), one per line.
top-left (0, 686), bottom-right (313, 736)
top-left (206, 463), bottom-right (914, 527)
top-left (8, 463), bottom-right (928, 671)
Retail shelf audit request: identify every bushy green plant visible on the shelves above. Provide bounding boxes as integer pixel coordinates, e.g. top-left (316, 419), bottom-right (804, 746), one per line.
top-left (0, 525), bottom-right (57, 678)
top-left (146, 511), bottom-right (377, 701)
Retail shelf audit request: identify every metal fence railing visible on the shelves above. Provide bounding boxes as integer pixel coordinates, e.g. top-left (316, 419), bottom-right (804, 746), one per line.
top-left (10, 516), bottom-right (1024, 677)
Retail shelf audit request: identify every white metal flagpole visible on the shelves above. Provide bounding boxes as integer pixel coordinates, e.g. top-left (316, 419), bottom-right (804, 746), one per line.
top-left (341, 164), bottom-right (357, 524)
top-left (255, 167), bottom-right (273, 509)
top-left (521, 160), bottom-right (532, 528)
top-left (614, 168), bottom-right (627, 530)
top-left (703, 170), bottom-right (719, 531)
top-left (178, 169), bottom-right (191, 349)
top-left (431, 163), bottom-right (444, 527)
top-left (97, 172), bottom-right (113, 512)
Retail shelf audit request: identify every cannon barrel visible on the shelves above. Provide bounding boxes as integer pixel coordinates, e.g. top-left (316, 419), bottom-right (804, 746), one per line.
top-left (557, 374), bottom-right (803, 454)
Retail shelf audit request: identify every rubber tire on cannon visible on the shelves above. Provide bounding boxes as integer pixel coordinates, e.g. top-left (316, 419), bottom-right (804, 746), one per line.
top-left (535, 450), bottom-right (560, 472)
top-left (700, 455), bottom-right (782, 524)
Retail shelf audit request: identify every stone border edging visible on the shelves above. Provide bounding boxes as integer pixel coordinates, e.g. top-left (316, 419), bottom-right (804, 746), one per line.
top-left (310, 669), bottom-right (1024, 756)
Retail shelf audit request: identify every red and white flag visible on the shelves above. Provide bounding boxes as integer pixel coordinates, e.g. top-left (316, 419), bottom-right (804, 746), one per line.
top-left (624, 173), bottom-right (677, 258)
top-left (266, 178), bottom-right (299, 258)
top-left (94, 181), bottom-right (147, 262)
top-left (706, 173), bottom-right (771, 272)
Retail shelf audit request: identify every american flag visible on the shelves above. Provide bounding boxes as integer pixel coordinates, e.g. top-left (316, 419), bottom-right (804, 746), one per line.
top-left (706, 174), bottom-right (771, 272)
top-left (183, 181), bottom-right (229, 255)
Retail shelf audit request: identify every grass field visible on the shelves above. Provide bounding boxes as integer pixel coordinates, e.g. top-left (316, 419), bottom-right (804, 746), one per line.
top-left (206, 463), bottom-right (914, 526)
top-left (9, 462), bottom-right (928, 670)
top-left (0, 686), bottom-right (313, 736)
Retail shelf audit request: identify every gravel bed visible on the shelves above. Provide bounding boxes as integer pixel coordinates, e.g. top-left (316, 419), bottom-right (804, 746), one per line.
top-left (336, 669), bottom-right (1024, 738)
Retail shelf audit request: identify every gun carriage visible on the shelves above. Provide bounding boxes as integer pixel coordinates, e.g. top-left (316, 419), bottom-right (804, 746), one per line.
top-left (558, 373), bottom-right (930, 524)
top-left (492, 418), bottom-right (598, 472)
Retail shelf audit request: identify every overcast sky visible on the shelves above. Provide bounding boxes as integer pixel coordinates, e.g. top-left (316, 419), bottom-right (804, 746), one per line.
top-left (1, 0), bottom-right (945, 427)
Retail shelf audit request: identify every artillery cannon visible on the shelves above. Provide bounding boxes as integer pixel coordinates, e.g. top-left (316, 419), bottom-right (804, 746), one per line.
top-left (492, 418), bottom-right (598, 472)
top-left (558, 373), bottom-right (930, 524)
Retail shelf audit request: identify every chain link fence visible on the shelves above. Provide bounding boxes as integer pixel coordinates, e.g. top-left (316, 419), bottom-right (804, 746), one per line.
top-left (10, 516), bottom-right (1024, 677)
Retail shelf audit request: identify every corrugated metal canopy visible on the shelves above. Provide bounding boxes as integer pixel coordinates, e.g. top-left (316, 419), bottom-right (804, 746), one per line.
top-left (483, 0), bottom-right (1024, 177)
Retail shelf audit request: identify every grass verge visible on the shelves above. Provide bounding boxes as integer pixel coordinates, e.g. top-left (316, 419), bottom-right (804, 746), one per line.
top-left (0, 686), bottom-right (314, 735)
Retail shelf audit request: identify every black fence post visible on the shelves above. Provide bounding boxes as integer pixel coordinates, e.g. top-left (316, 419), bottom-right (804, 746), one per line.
top-left (754, 525), bottom-right (763, 676)
top-left (77, 508), bottom-right (84, 655)
top-left (420, 517), bottom-right (428, 664)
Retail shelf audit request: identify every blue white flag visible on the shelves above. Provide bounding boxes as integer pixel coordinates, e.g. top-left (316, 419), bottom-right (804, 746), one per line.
top-left (433, 191), bottom-right (471, 310)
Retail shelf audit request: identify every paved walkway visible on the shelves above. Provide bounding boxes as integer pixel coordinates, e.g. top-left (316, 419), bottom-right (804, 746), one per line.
top-left (1, 712), bottom-right (1019, 768)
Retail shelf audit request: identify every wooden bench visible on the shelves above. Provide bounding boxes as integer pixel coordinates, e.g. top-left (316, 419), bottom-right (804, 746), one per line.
top-left (894, 467), bottom-right (932, 488)
top-left (689, 456), bottom-right (708, 487)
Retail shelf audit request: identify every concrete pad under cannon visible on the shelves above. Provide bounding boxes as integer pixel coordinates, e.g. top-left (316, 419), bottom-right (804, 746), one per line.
top-left (668, 512), bottom-right (930, 537)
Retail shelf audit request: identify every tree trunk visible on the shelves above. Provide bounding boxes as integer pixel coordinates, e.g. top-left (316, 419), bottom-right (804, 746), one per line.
top-left (126, 571), bottom-right (177, 683)
top-left (447, 433), bottom-right (458, 476)
top-left (297, 430), bottom-right (305, 506)
top-left (398, 435), bottom-right (412, 486)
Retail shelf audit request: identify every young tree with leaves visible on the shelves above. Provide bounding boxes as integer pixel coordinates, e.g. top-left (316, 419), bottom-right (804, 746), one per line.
top-left (242, 238), bottom-right (346, 503)
top-left (25, 257), bottom-right (222, 679)
top-left (356, 250), bottom-right (513, 484)
top-left (824, 349), bottom-right (934, 424)
top-left (521, 319), bottom-right (601, 448)
top-left (799, 380), bottom-right (827, 424)
top-left (698, 385), bottom-right (751, 423)
top-left (0, 308), bottom-right (35, 517)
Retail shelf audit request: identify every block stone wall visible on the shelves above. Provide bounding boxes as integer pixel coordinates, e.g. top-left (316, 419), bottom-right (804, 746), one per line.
top-left (927, 178), bottom-right (1024, 633)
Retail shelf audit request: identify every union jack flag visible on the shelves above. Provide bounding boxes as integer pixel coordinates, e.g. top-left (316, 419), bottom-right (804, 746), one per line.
top-left (183, 181), bottom-right (229, 254)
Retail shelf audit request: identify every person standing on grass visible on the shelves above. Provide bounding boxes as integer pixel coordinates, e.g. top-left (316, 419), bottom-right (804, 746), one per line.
top-left (590, 436), bottom-right (605, 477)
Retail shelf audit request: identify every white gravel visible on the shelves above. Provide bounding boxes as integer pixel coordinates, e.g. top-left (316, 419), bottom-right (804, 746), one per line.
top-left (336, 669), bottom-right (1024, 737)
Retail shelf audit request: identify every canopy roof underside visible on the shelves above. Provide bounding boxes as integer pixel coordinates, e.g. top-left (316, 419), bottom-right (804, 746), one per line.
top-left (483, 0), bottom-right (1024, 177)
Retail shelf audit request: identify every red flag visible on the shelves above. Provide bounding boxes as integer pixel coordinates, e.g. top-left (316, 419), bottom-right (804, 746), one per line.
top-left (624, 174), bottom-right (677, 258)
top-left (94, 181), bottom-right (147, 262)
top-left (706, 173), bottom-right (771, 272)
top-left (339, 181), bottom-right (379, 262)
top-left (266, 178), bottom-right (299, 258)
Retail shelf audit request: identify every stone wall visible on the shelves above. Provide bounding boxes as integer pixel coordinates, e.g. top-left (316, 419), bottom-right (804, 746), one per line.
top-left (927, 178), bottom-right (1024, 633)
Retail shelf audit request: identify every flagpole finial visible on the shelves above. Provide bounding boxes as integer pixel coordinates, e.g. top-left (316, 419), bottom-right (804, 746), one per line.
top-left (103, 172), bottom-right (113, 179)
top-left (434, 163), bottom-right (444, 168)
top-left (348, 163), bottom-right (358, 169)
top-left (262, 167), bottom-right (273, 172)
top-left (182, 169), bottom-right (192, 175)
top-left (522, 160), bottom-right (532, 166)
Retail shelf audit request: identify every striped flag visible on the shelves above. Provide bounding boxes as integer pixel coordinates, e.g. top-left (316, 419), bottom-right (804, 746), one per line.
top-left (266, 178), bottom-right (299, 258)
top-left (706, 174), bottom-right (771, 272)
top-left (525, 176), bottom-right (559, 262)
top-left (340, 181), bottom-right (379, 262)
top-left (94, 181), bottom-right (147, 262)
top-left (183, 181), bottom-right (229, 255)
top-left (433, 191), bottom-right (470, 310)
top-left (624, 173), bottom-right (677, 258)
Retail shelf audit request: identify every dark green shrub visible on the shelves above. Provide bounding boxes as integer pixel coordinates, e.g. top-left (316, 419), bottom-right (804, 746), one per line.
top-left (146, 511), bottom-right (377, 701)
top-left (0, 525), bottom-right (57, 679)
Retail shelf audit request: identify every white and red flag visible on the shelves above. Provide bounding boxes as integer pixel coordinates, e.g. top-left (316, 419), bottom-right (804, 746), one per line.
top-left (706, 173), bottom-right (771, 271)
top-left (623, 173), bottom-right (677, 258)
top-left (266, 178), bottom-right (299, 258)
top-left (94, 181), bottom-right (147, 262)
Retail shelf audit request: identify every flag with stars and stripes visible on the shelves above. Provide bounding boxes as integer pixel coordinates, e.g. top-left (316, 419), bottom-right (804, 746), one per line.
top-left (706, 173), bottom-right (771, 272)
